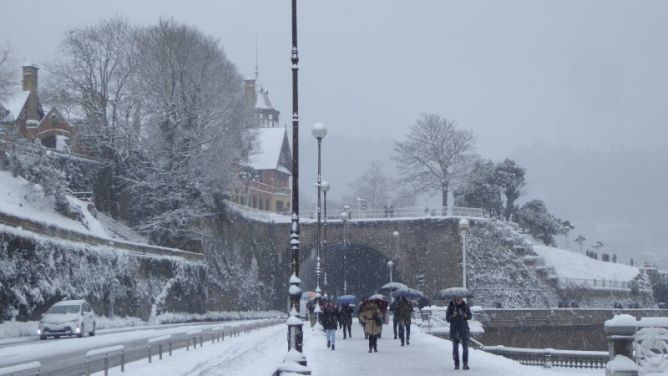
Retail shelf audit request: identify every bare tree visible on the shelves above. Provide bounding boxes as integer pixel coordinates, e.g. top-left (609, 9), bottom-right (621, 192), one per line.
top-left (393, 113), bottom-right (476, 206)
top-left (127, 19), bottom-right (253, 247)
top-left (48, 17), bottom-right (139, 156)
top-left (0, 45), bottom-right (15, 100)
top-left (349, 161), bottom-right (392, 209)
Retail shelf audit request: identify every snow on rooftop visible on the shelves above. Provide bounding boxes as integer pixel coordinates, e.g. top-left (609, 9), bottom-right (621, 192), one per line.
top-left (0, 91), bottom-right (30, 122)
top-left (248, 127), bottom-right (289, 170)
top-left (532, 244), bottom-right (640, 282)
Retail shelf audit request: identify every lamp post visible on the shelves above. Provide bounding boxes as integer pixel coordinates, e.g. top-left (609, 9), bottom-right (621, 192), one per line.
top-left (459, 218), bottom-right (470, 289)
top-left (321, 180), bottom-right (330, 293)
top-left (312, 122), bottom-right (327, 296)
top-left (287, 0), bottom-right (303, 354)
top-left (387, 260), bottom-right (394, 283)
top-left (341, 211), bottom-right (350, 295)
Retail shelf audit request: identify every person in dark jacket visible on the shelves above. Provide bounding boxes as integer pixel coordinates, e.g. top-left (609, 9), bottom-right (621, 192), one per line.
top-left (395, 297), bottom-right (412, 346)
top-left (446, 297), bottom-right (472, 370)
top-left (320, 302), bottom-right (340, 350)
top-left (339, 304), bottom-right (354, 339)
top-left (389, 299), bottom-right (399, 339)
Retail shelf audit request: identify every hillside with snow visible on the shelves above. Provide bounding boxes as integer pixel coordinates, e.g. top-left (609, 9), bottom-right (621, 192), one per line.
top-left (533, 245), bottom-right (640, 283)
top-left (0, 170), bottom-right (144, 242)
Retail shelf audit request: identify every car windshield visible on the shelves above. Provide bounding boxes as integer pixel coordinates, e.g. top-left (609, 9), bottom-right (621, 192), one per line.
top-left (46, 305), bottom-right (80, 314)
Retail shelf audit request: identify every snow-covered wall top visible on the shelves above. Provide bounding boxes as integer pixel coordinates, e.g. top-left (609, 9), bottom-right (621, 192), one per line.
top-left (533, 245), bottom-right (640, 282)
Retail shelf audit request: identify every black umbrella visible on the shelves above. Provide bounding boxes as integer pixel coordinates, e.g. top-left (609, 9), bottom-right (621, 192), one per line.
top-left (439, 287), bottom-right (473, 299)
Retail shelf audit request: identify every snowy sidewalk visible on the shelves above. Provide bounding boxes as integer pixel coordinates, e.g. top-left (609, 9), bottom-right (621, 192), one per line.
top-left (304, 321), bottom-right (601, 376)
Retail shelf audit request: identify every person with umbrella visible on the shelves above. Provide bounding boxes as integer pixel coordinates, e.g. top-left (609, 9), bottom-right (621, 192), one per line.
top-left (445, 292), bottom-right (473, 370)
top-left (339, 303), bottom-right (354, 339)
top-left (395, 296), bottom-right (413, 346)
top-left (359, 298), bottom-right (384, 353)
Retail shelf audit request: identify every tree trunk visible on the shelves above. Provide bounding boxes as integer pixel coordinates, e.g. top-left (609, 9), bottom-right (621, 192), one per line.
top-left (442, 187), bottom-right (448, 207)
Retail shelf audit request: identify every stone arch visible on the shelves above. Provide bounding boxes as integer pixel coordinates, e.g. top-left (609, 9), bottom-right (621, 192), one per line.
top-left (300, 242), bottom-right (404, 298)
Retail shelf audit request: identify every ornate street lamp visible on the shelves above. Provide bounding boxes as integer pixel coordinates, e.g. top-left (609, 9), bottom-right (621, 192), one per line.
top-left (459, 218), bottom-right (470, 289)
top-left (312, 122), bottom-right (327, 296)
top-left (287, 0), bottom-right (303, 353)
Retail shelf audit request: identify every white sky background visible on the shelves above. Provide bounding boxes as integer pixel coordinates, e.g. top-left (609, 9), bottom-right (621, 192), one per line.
top-left (2, 0), bottom-right (667, 266)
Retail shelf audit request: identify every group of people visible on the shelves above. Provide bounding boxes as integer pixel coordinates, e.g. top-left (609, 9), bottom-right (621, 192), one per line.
top-left (309, 294), bottom-right (473, 370)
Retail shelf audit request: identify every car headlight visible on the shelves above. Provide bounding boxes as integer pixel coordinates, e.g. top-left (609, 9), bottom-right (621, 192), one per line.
top-left (36, 329), bottom-right (41, 335)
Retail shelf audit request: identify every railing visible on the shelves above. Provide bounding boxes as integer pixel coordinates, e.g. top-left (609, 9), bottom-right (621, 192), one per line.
top-left (555, 277), bottom-right (631, 291)
top-left (0, 361), bottom-right (41, 376)
top-left (227, 201), bottom-right (484, 222)
top-left (86, 345), bottom-right (125, 376)
top-left (0, 210), bottom-right (204, 261)
top-left (481, 345), bottom-right (608, 369)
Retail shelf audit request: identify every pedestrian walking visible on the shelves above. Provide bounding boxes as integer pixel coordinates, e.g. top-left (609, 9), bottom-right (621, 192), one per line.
top-left (359, 301), bottom-right (383, 353)
top-left (339, 303), bottom-right (353, 339)
top-left (320, 301), bottom-right (339, 350)
top-left (446, 297), bottom-right (472, 370)
top-left (389, 299), bottom-right (399, 339)
top-left (306, 299), bottom-right (316, 327)
top-left (395, 296), bottom-right (412, 346)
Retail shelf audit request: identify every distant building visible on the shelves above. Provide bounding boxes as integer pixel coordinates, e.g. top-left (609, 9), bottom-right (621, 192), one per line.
top-left (232, 73), bottom-right (292, 213)
top-left (0, 64), bottom-right (74, 151)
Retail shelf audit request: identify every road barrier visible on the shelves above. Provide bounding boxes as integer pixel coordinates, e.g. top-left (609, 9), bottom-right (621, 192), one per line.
top-left (147, 335), bottom-right (172, 362)
top-left (86, 345), bottom-right (125, 376)
top-left (0, 361), bottom-right (41, 376)
top-left (186, 329), bottom-right (203, 350)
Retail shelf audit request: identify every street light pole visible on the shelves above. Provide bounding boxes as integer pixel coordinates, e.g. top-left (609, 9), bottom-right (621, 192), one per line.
top-left (287, 0), bottom-right (303, 354)
top-left (459, 219), bottom-right (470, 289)
top-left (341, 211), bottom-right (349, 295)
top-left (387, 260), bottom-right (394, 283)
top-left (321, 180), bottom-right (330, 293)
top-left (312, 123), bottom-right (327, 296)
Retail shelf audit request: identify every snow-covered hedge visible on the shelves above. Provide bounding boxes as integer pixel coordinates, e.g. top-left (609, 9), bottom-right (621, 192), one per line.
top-left (150, 310), bottom-right (286, 325)
top-left (0, 225), bottom-right (207, 321)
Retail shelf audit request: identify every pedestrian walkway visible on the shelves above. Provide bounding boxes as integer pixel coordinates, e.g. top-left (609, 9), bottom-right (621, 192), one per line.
top-left (303, 320), bottom-right (599, 375)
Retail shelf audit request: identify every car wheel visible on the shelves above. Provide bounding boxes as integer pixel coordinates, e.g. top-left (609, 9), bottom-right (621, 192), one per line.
top-left (55, 335), bottom-right (60, 339)
top-left (77, 324), bottom-right (84, 338)
top-left (39, 335), bottom-right (47, 340)
top-left (89, 323), bottom-right (96, 337)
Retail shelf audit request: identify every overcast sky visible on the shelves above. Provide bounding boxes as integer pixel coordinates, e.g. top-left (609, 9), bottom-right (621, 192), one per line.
top-left (2, 0), bottom-right (667, 265)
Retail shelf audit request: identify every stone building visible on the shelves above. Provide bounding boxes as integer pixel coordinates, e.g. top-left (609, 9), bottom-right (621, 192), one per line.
top-left (232, 73), bottom-right (292, 213)
top-left (0, 64), bottom-right (74, 151)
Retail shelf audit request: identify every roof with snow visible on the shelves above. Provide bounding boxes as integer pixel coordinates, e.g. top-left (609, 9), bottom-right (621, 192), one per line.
top-left (249, 127), bottom-right (291, 172)
top-left (255, 87), bottom-right (277, 111)
top-left (0, 91), bottom-right (30, 123)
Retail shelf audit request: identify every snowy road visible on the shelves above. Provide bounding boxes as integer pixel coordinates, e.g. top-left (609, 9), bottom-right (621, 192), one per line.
top-left (0, 320), bottom-right (270, 376)
top-left (84, 319), bottom-right (606, 375)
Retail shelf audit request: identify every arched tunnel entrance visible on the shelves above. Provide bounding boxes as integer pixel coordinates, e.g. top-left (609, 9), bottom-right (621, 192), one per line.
top-left (300, 243), bottom-right (404, 298)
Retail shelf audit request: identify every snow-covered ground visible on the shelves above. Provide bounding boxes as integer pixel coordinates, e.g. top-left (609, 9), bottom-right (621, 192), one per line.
top-left (533, 244), bottom-right (640, 283)
top-left (0, 170), bottom-right (147, 242)
top-left (87, 319), bottom-right (604, 376)
top-left (0, 170), bottom-right (108, 237)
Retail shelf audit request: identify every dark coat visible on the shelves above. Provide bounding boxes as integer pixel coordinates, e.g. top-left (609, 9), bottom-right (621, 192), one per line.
top-left (445, 300), bottom-right (472, 341)
top-left (321, 306), bottom-right (339, 330)
top-left (339, 305), bottom-right (354, 324)
top-left (395, 298), bottom-right (412, 324)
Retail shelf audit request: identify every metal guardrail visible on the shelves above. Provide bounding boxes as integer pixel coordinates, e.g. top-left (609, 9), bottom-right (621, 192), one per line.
top-left (481, 345), bottom-right (608, 369)
top-left (0, 210), bottom-right (204, 261)
top-left (86, 345), bottom-right (125, 376)
top-left (147, 335), bottom-right (172, 362)
top-left (0, 362), bottom-right (41, 376)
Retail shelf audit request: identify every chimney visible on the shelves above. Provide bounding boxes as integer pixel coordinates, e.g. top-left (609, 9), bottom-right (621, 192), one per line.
top-left (243, 78), bottom-right (256, 108)
top-left (22, 64), bottom-right (39, 94)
